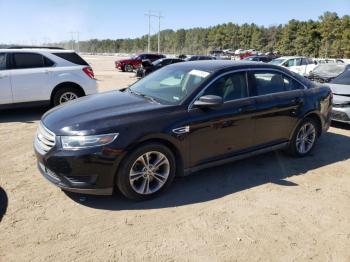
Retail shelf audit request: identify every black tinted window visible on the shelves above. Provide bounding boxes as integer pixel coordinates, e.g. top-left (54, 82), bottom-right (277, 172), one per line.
top-left (44, 57), bottom-right (54, 67)
top-left (253, 71), bottom-right (302, 95)
top-left (13, 53), bottom-right (47, 69)
top-left (204, 72), bottom-right (248, 102)
top-left (0, 53), bottom-right (6, 70)
top-left (53, 52), bottom-right (88, 65)
top-left (331, 70), bottom-right (350, 85)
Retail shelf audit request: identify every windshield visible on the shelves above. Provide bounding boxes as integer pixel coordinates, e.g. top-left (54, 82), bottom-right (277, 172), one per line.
top-left (313, 64), bottom-right (346, 77)
top-left (129, 66), bottom-right (211, 105)
top-left (331, 69), bottom-right (350, 85)
top-left (152, 58), bottom-right (164, 66)
top-left (269, 59), bottom-right (285, 65)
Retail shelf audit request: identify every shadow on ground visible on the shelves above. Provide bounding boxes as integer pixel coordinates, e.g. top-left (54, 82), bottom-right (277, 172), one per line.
top-left (0, 107), bottom-right (48, 123)
top-left (66, 130), bottom-right (350, 210)
top-left (0, 187), bottom-right (8, 223)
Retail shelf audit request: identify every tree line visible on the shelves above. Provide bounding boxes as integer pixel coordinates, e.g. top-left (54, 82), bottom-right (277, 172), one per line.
top-left (3, 12), bottom-right (350, 58)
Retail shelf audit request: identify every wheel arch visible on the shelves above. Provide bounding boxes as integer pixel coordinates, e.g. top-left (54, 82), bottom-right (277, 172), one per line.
top-left (289, 111), bottom-right (323, 140)
top-left (50, 82), bottom-right (85, 105)
top-left (116, 135), bottom-right (185, 179)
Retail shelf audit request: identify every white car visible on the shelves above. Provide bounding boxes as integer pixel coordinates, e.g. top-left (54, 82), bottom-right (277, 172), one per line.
top-left (270, 56), bottom-right (317, 77)
top-left (0, 47), bottom-right (97, 108)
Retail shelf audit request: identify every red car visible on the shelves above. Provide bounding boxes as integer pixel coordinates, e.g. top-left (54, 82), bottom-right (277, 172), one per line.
top-left (115, 53), bottom-right (166, 72)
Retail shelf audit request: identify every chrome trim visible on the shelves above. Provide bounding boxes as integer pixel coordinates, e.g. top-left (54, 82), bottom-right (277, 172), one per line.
top-left (34, 122), bottom-right (56, 155)
top-left (172, 126), bottom-right (190, 135)
top-left (188, 67), bottom-right (307, 111)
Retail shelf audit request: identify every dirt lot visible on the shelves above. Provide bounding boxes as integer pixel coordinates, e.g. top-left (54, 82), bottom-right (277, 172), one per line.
top-left (0, 55), bottom-right (350, 262)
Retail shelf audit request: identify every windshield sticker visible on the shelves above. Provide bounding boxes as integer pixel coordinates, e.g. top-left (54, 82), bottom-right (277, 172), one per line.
top-left (173, 96), bottom-right (180, 101)
top-left (189, 69), bottom-right (210, 78)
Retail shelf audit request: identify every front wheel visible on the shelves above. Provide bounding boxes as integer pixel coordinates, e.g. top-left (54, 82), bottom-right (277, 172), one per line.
top-left (124, 64), bottom-right (134, 72)
top-left (287, 118), bottom-right (319, 157)
top-left (116, 143), bottom-right (176, 201)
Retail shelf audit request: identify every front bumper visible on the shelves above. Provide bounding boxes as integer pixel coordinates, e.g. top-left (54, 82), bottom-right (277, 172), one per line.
top-left (34, 143), bottom-right (124, 195)
top-left (331, 106), bottom-right (350, 123)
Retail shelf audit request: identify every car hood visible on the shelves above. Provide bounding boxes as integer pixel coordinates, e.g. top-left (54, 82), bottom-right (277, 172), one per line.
top-left (42, 90), bottom-right (167, 135)
top-left (328, 83), bottom-right (350, 95)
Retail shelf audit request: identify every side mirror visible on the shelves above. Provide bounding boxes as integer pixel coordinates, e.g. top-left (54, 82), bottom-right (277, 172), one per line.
top-left (193, 95), bottom-right (223, 108)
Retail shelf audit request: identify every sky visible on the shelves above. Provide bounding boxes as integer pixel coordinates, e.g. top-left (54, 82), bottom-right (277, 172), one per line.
top-left (1, 0), bottom-right (349, 44)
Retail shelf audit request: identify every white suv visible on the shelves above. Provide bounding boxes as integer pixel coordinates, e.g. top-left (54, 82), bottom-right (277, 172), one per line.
top-left (0, 47), bottom-right (97, 108)
top-left (270, 56), bottom-right (317, 77)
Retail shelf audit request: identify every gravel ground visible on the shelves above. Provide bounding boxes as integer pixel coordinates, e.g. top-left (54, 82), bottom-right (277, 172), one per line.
top-left (0, 55), bottom-right (349, 262)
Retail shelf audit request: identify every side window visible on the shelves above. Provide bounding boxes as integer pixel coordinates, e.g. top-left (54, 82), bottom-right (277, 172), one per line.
top-left (0, 53), bottom-right (6, 70)
top-left (44, 56), bottom-right (54, 67)
top-left (300, 58), bottom-right (307, 66)
top-left (252, 71), bottom-right (285, 95)
top-left (282, 75), bottom-right (304, 91)
top-left (295, 58), bottom-right (302, 66)
top-left (204, 72), bottom-right (248, 102)
top-left (285, 59), bottom-right (295, 67)
top-left (13, 53), bottom-right (45, 69)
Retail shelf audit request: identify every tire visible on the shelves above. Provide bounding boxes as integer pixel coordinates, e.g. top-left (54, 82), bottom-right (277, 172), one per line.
top-left (287, 118), bottom-right (319, 157)
top-left (124, 64), bottom-right (133, 72)
top-left (116, 143), bottom-right (176, 201)
top-left (53, 87), bottom-right (81, 106)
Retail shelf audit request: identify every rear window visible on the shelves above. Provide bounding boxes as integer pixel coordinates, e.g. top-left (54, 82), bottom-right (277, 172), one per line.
top-left (331, 70), bottom-right (350, 85)
top-left (52, 52), bottom-right (88, 65)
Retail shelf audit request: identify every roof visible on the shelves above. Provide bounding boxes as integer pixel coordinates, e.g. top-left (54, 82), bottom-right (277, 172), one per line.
top-left (0, 48), bottom-right (74, 53)
top-left (167, 60), bottom-right (284, 73)
top-left (277, 56), bottom-right (306, 60)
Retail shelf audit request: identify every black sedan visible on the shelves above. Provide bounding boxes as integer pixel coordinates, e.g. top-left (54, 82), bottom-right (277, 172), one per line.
top-left (136, 58), bottom-right (183, 78)
top-left (34, 61), bottom-right (332, 200)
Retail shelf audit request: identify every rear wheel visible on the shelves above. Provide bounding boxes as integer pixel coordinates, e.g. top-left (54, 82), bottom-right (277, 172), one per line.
top-left (287, 118), bottom-right (318, 157)
top-left (124, 64), bottom-right (133, 72)
top-left (116, 143), bottom-right (176, 201)
top-left (53, 87), bottom-right (82, 106)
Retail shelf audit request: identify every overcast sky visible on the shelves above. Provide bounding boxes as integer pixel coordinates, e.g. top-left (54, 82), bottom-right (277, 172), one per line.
top-left (1, 0), bottom-right (349, 44)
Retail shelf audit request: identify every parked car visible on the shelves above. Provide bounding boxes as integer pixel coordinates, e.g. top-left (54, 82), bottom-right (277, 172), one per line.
top-left (308, 64), bottom-right (350, 83)
top-left (327, 69), bottom-right (350, 123)
top-left (244, 56), bottom-right (273, 63)
top-left (270, 56), bottom-right (317, 77)
top-left (314, 58), bottom-right (344, 64)
top-left (135, 58), bottom-right (184, 78)
top-left (185, 55), bottom-right (215, 61)
top-left (34, 61), bottom-right (332, 200)
top-left (115, 53), bottom-right (166, 72)
top-left (0, 47), bottom-right (97, 108)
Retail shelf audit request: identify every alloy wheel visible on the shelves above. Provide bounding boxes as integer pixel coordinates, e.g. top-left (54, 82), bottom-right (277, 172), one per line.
top-left (129, 151), bottom-right (170, 195)
top-left (296, 122), bottom-right (316, 154)
top-left (59, 92), bottom-right (78, 104)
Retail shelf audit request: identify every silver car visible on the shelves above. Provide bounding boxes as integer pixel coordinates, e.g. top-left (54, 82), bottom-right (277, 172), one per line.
top-left (328, 69), bottom-right (350, 123)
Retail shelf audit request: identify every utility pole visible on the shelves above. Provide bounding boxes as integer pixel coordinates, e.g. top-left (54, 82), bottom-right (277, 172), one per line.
top-left (76, 32), bottom-right (80, 53)
top-left (69, 32), bottom-right (75, 50)
top-left (145, 11), bottom-right (152, 52)
top-left (145, 11), bottom-right (163, 53)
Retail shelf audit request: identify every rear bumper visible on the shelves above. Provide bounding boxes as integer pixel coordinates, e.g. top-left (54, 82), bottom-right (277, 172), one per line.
top-left (332, 106), bottom-right (350, 123)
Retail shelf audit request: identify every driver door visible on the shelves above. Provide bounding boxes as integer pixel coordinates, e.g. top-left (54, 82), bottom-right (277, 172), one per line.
top-left (187, 71), bottom-right (256, 167)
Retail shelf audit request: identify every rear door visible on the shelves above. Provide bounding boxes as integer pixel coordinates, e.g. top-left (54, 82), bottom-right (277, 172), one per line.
top-left (10, 52), bottom-right (52, 103)
top-left (0, 53), bottom-right (13, 105)
top-left (249, 70), bottom-right (305, 146)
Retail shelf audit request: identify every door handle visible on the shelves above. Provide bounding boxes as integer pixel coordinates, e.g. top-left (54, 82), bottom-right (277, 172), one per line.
top-left (292, 97), bottom-right (303, 105)
top-left (44, 70), bottom-right (50, 74)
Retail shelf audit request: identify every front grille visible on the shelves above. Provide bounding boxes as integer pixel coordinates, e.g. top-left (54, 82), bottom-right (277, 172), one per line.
top-left (34, 122), bottom-right (56, 154)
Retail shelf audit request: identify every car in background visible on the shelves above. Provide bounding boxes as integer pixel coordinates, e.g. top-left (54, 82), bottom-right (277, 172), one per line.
top-left (327, 69), bottom-right (350, 124)
top-left (185, 55), bottom-right (216, 61)
top-left (0, 47), bottom-right (97, 108)
top-left (135, 58), bottom-right (184, 78)
top-left (314, 58), bottom-right (344, 64)
top-left (270, 56), bottom-right (317, 77)
top-left (243, 56), bottom-right (273, 63)
top-left (34, 60), bottom-right (332, 200)
top-left (308, 64), bottom-right (350, 83)
top-left (115, 53), bottom-right (166, 72)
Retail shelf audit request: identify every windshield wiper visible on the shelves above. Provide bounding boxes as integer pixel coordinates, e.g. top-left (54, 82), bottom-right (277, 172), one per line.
top-left (128, 88), bottom-right (160, 104)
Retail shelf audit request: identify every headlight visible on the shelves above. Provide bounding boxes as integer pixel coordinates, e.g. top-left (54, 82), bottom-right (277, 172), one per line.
top-left (61, 133), bottom-right (118, 149)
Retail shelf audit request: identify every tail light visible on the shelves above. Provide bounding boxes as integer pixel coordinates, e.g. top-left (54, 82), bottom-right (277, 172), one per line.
top-left (82, 66), bottom-right (95, 79)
